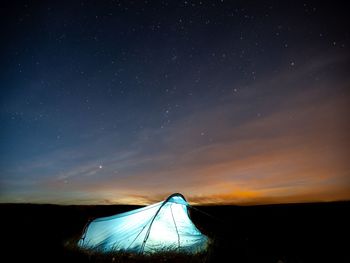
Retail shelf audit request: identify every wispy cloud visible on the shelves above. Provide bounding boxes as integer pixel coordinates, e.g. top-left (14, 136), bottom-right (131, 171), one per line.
top-left (1, 53), bottom-right (349, 204)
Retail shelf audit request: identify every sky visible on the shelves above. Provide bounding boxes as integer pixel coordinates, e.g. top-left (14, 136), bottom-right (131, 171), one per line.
top-left (1, 0), bottom-right (349, 205)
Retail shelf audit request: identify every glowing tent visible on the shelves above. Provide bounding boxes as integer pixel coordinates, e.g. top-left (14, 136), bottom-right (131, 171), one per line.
top-left (78, 193), bottom-right (209, 254)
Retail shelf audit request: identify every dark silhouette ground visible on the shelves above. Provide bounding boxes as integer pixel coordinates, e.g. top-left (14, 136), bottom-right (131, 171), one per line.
top-left (1, 201), bottom-right (349, 262)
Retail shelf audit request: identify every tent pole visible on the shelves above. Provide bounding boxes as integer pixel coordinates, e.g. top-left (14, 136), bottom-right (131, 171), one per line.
top-left (140, 194), bottom-right (185, 253)
top-left (170, 204), bottom-right (181, 249)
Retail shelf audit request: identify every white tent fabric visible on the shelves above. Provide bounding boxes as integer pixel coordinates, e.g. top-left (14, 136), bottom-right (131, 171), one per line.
top-left (78, 193), bottom-right (209, 254)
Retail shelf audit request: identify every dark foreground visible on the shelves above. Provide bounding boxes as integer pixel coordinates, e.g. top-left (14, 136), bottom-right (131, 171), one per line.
top-left (1, 202), bottom-right (349, 263)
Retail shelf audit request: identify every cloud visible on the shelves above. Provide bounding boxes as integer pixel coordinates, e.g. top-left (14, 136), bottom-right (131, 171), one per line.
top-left (1, 53), bottom-right (349, 204)
top-left (60, 63), bottom-right (349, 204)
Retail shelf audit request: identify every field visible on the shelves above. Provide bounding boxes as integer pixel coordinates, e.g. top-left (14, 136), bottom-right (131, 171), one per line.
top-left (1, 202), bottom-right (349, 262)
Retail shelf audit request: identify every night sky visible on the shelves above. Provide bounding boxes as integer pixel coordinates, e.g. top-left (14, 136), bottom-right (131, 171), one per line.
top-left (1, 1), bottom-right (349, 205)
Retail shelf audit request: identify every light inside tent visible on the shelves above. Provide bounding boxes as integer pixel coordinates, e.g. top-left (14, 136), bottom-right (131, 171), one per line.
top-left (78, 193), bottom-right (209, 254)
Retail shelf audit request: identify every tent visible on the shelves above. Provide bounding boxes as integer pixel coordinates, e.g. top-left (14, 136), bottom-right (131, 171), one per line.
top-left (78, 193), bottom-right (209, 254)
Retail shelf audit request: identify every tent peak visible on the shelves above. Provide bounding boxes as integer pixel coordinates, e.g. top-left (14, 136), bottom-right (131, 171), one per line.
top-left (165, 193), bottom-right (187, 202)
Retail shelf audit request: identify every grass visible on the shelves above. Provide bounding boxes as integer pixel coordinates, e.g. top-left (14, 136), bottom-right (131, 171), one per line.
top-left (64, 239), bottom-right (213, 263)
